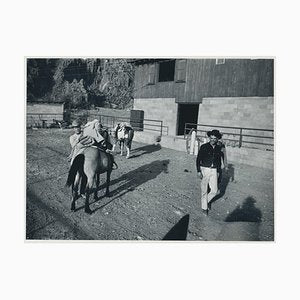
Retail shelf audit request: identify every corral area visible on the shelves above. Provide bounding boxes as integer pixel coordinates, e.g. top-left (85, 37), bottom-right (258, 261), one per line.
top-left (26, 129), bottom-right (274, 241)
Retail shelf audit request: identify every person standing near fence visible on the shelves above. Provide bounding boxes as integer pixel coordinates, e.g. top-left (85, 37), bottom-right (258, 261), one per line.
top-left (196, 129), bottom-right (223, 215)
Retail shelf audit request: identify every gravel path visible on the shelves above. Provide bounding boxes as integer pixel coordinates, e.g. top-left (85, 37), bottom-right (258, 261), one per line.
top-left (26, 129), bottom-right (274, 241)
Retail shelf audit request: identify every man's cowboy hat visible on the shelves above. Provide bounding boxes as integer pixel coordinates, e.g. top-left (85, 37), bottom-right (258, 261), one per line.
top-left (71, 120), bottom-right (81, 127)
top-left (207, 129), bottom-right (222, 139)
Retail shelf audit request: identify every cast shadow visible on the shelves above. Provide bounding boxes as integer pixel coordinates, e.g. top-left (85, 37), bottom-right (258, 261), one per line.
top-left (222, 163), bottom-right (235, 190)
top-left (209, 163), bottom-right (235, 205)
top-left (163, 214), bottom-right (190, 241)
top-left (129, 143), bottom-right (162, 158)
top-left (225, 196), bottom-right (262, 223)
top-left (90, 159), bottom-right (170, 213)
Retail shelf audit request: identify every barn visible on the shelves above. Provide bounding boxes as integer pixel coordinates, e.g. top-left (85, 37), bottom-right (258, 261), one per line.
top-left (27, 102), bottom-right (65, 128)
top-left (130, 58), bottom-right (274, 168)
top-left (132, 58), bottom-right (274, 136)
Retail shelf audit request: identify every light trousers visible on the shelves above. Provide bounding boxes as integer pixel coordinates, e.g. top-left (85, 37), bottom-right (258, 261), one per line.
top-left (200, 166), bottom-right (218, 210)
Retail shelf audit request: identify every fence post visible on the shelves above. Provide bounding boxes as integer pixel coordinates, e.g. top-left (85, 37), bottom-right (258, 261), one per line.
top-left (160, 121), bottom-right (163, 136)
top-left (239, 128), bottom-right (243, 148)
top-left (190, 130), bottom-right (196, 155)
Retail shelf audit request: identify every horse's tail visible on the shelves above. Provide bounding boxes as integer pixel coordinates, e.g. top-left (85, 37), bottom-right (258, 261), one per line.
top-left (66, 154), bottom-right (84, 187)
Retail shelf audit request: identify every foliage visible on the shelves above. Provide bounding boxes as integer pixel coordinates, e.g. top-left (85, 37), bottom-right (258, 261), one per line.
top-left (26, 59), bottom-right (57, 101)
top-left (101, 59), bottom-right (134, 109)
top-left (27, 58), bottom-right (134, 109)
top-left (62, 79), bottom-right (88, 108)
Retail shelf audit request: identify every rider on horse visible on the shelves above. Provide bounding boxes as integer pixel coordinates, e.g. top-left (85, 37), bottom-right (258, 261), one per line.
top-left (69, 119), bottom-right (115, 165)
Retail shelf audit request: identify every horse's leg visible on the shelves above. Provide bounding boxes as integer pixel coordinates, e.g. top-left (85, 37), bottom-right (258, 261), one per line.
top-left (126, 146), bottom-right (130, 159)
top-left (80, 173), bottom-right (87, 197)
top-left (84, 175), bottom-right (94, 214)
top-left (94, 173), bottom-right (100, 201)
top-left (105, 170), bottom-right (111, 197)
top-left (71, 172), bottom-right (80, 211)
top-left (120, 141), bottom-right (124, 156)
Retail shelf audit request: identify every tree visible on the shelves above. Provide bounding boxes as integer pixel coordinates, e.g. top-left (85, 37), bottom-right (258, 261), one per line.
top-left (100, 59), bottom-right (134, 109)
top-left (63, 79), bottom-right (88, 108)
top-left (27, 58), bottom-right (57, 101)
top-left (27, 58), bottom-right (135, 109)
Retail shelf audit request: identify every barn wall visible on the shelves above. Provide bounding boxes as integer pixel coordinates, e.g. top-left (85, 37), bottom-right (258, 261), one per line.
top-left (197, 97), bottom-right (274, 129)
top-left (178, 59), bottom-right (274, 103)
top-left (27, 103), bottom-right (64, 127)
top-left (132, 131), bottom-right (273, 169)
top-left (133, 59), bottom-right (274, 103)
top-left (134, 63), bottom-right (176, 99)
top-left (133, 98), bottom-right (178, 136)
top-left (27, 103), bottom-right (64, 114)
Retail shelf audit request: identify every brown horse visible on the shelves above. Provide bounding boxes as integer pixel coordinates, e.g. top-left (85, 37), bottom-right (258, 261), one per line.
top-left (66, 146), bottom-right (115, 214)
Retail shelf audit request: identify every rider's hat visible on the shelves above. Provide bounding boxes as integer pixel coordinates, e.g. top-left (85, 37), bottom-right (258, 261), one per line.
top-left (71, 120), bottom-right (81, 128)
top-left (207, 129), bottom-right (222, 139)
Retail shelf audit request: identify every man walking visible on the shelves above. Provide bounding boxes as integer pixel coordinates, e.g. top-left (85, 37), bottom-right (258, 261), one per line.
top-left (196, 129), bottom-right (223, 215)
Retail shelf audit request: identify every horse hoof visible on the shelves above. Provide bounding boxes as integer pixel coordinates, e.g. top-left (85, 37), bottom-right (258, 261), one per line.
top-left (85, 208), bottom-right (92, 214)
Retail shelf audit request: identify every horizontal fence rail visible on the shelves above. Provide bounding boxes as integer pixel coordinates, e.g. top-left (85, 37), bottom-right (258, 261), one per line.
top-left (87, 113), bottom-right (165, 136)
top-left (184, 123), bottom-right (274, 151)
top-left (27, 112), bottom-right (166, 136)
top-left (26, 113), bottom-right (65, 128)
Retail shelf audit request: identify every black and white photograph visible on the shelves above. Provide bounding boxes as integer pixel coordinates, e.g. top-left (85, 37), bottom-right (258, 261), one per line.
top-left (26, 57), bottom-right (274, 241)
top-left (2, 1), bottom-right (300, 299)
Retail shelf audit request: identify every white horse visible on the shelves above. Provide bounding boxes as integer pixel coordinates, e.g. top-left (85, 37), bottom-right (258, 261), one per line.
top-left (112, 123), bottom-right (134, 158)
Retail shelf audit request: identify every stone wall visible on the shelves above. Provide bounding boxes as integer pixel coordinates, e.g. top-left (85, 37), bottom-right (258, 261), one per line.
top-left (133, 131), bottom-right (273, 169)
top-left (226, 147), bottom-right (273, 169)
top-left (133, 98), bottom-right (178, 136)
top-left (198, 97), bottom-right (274, 129)
top-left (196, 97), bottom-right (274, 151)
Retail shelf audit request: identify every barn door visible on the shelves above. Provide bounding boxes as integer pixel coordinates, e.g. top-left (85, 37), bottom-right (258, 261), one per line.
top-left (177, 104), bottom-right (199, 135)
top-left (147, 64), bottom-right (156, 85)
top-left (175, 59), bottom-right (187, 82)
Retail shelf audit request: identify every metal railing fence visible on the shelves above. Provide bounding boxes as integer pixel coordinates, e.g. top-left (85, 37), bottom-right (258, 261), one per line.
top-left (27, 112), bottom-right (167, 136)
top-left (184, 123), bottom-right (274, 151)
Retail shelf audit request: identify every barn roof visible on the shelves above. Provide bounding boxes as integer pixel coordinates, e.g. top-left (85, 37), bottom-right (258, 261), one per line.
top-left (27, 101), bottom-right (65, 105)
top-left (129, 58), bottom-right (175, 65)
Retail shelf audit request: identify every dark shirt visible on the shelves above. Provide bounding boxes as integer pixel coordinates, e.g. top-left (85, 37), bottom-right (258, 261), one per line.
top-left (196, 142), bottom-right (223, 172)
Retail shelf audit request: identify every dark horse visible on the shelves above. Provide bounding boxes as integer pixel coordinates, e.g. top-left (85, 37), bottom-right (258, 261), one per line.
top-left (66, 146), bottom-right (115, 214)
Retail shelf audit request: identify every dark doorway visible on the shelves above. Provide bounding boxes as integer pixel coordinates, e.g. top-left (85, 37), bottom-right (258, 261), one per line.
top-left (177, 104), bottom-right (199, 135)
top-left (158, 60), bottom-right (175, 82)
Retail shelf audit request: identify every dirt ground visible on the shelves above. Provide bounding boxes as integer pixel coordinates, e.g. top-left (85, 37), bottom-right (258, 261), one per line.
top-left (26, 129), bottom-right (274, 241)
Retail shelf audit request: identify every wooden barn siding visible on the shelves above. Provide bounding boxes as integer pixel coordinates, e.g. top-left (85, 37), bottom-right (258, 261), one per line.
top-left (134, 63), bottom-right (177, 99)
top-left (133, 59), bottom-right (274, 103)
